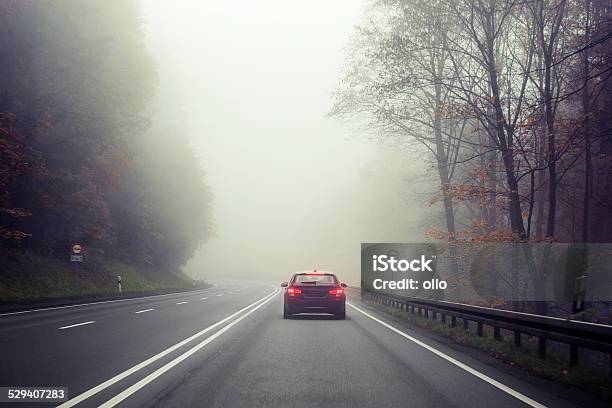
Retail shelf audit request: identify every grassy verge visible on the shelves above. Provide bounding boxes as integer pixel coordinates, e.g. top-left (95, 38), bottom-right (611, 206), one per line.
top-left (0, 250), bottom-right (208, 304)
top-left (364, 297), bottom-right (612, 401)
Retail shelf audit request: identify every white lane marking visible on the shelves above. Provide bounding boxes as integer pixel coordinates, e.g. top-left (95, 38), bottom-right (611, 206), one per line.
top-left (99, 289), bottom-right (280, 407)
top-left (176, 302), bottom-right (188, 305)
top-left (347, 303), bottom-right (547, 408)
top-left (217, 294), bottom-right (223, 297)
top-left (0, 287), bottom-right (216, 317)
top-left (201, 297), bottom-right (208, 300)
top-left (135, 309), bottom-right (154, 314)
top-left (58, 321), bottom-right (95, 330)
top-left (57, 287), bottom-right (277, 408)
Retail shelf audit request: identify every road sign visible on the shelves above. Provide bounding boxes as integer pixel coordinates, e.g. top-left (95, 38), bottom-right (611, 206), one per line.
top-left (71, 243), bottom-right (83, 254)
top-left (70, 255), bottom-right (83, 262)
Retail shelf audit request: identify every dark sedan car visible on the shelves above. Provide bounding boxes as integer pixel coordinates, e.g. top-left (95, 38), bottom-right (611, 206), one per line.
top-left (281, 271), bottom-right (347, 319)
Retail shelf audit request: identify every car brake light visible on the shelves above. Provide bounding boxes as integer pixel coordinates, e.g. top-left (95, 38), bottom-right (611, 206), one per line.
top-left (287, 287), bottom-right (302, 296)
top-left (329, 288), bottom-right (343, 297)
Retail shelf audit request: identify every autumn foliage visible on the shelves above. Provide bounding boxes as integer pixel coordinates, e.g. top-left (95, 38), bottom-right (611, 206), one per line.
top-left (334, 0), bottom-right (612, 245)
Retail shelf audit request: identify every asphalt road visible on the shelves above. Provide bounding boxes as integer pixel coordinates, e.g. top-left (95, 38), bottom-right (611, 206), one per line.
top-left (0, 281), bottom-right (595, 408)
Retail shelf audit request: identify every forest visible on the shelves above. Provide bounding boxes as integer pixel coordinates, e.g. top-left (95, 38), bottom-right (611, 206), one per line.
top-left (334, 0), bottom-right (611, 245)
top-left (333, 0), bottom-right (612, 317)
top-left (0, 1), bottom-right (212, 300)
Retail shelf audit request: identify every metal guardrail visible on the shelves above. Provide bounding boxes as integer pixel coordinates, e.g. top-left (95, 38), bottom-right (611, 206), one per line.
top-left (358, 288), bottom-right (612, 375)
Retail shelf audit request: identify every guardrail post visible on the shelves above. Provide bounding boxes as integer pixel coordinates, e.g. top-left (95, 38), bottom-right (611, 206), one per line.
top-left (463, 319), bottom-right (469, 330)
top-left (424, 309), bottom-right (428, 318)
top-left (514, 331), bottom-right (521, 347)
top-left (441, 314), bottom-right (446, 324)
top-left (477, 322), bottom-right (483, 337)
top-left (569, 345), bottom-right (578, 367)
top-left (538, 337), bottom-right (546, 359)
top-left (432, 311), bottom-right (437, 320)
top-left (451, 316), bottom-right (456, 328)
top-left (493, 326), bottom-right (501, 341)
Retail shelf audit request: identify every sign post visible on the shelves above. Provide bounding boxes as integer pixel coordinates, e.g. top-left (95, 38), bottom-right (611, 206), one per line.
top-left (71, 243), bottom-right (84, 283)
top-left (117, 275), bottom-right (122, 293)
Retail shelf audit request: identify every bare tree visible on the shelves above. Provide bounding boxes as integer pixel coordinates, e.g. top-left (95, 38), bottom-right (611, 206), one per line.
top-left (331, 0), bottom-right (472, 278)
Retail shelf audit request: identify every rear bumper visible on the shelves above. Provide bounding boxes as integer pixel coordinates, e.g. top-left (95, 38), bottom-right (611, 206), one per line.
top-left (285, 297), bottom-right (345, 314)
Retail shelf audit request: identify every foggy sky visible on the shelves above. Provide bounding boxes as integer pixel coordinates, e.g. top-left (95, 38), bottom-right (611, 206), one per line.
top-left (142, 0), bottom-right (434, 284)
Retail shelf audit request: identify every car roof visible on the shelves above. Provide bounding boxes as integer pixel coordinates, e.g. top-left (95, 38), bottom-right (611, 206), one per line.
top-left (293, 270), bottom-right (335, 275)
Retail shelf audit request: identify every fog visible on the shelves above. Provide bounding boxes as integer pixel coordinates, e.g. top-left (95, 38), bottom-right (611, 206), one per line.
top-left (142, 0), bottom-right (434, 284)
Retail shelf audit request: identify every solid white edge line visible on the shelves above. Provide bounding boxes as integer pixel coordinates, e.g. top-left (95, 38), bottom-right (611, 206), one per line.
top-left (56, 287), bottom-right (278, 408)
top-left (134, 309), bottom-right (154, 314)
top-left (347, 302), bottom-right (547, 408)
top-left (99, 288), bottom-right (280, 407)
top-left (58, 321), bottom-right (95, 330)
top-left (0, 287), bottom-right (217, 317)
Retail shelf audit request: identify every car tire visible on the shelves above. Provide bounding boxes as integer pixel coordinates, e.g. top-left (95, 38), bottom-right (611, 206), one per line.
top-left (335, 308), bottom-right (346, 320)
top-left (283, 306), bottom-right (291, 319)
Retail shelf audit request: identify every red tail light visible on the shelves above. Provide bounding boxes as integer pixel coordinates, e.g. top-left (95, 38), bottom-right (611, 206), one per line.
top-left (328, 288), bottom-right (344, 297)
top-left (287, 287), bottom-right (302, 296)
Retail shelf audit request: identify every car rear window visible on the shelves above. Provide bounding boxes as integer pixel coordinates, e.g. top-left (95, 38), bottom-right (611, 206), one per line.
top-left (294, 274), bottom-right (337, 285)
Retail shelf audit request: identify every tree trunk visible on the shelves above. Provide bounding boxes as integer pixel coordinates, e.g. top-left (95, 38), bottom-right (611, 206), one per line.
top-left (581, 0), bottom-right (592, 244)
top-left (433, 81), bottom-right (461, 294)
